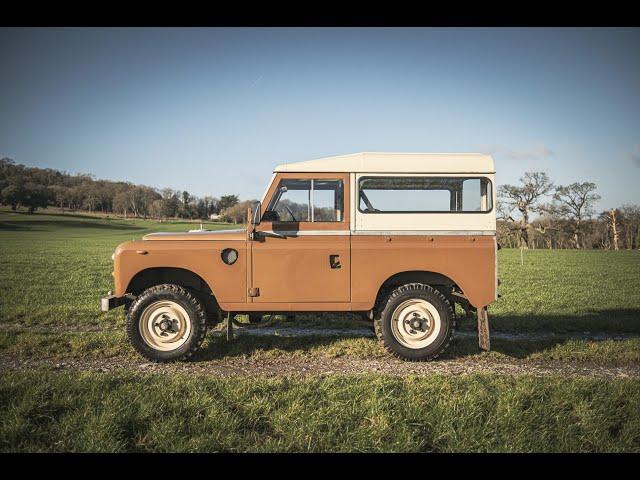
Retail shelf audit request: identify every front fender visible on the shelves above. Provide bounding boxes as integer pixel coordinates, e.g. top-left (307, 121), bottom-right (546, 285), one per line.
top-left (112, 240), bottom-right (247, 303)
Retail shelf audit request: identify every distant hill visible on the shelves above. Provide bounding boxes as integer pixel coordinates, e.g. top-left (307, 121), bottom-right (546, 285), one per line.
top-left (0, 157), bottom-right (243, 220)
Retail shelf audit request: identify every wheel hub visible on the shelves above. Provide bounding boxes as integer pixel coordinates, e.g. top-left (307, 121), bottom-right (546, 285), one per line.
top-left (406, 312), bottom-right (429, 333)
top-left (156, 315), bottom-right (178, 334)
top-left (139, 300), bottom-right (192, 351)
top-left (391, 298), bottom-right (442, 349)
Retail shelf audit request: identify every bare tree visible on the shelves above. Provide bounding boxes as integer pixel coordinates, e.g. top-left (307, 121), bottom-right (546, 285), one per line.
top-left (619, 204), bottom-right (640, 249)
top-left (553, 182), bottom-right (600, 249)
top-left (498, 172), bottom-right (554, 248)
top-left (220, 200), bottom-right (257, 224)
top-left (609, 209), bottom-right (620, 250)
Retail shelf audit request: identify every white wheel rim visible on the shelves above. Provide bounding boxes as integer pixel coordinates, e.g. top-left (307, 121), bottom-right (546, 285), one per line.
top-left (390, 298), bottom-right (441, 349)
top-left (139, 300), bottom-right (192, 352)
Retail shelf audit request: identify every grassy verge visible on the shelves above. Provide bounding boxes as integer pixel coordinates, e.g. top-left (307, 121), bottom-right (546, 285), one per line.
top-left (2, 330), bottom-right (640, 366)
top-left (1, 371), bottom-right (638, 452)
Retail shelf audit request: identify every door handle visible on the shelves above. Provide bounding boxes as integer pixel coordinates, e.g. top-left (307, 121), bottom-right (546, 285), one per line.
top-left (329, 254), bottom-right (341, 269)
top-left (254, 230), bottom-right (286, 239)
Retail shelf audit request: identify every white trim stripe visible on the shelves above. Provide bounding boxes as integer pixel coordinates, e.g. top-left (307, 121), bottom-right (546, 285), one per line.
top-left (352, 230), bottom-right (495, 236)
top-left (261, 230), bottom-right (495, 236)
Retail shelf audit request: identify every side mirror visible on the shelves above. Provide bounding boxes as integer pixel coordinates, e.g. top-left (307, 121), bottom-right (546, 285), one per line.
top-left (251, 201), bottom-right (261, 226)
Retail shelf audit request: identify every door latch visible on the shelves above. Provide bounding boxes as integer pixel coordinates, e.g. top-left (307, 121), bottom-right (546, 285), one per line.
top-left (248, 287), bottom-right (260, 297)
top-left (329, 254), bottom-right (341, 269)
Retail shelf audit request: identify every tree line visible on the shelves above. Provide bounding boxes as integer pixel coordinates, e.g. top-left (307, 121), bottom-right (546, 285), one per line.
top-left (498, 171), bottom-right (640, 250)
top-left (0, 158), bottom-right (256, 223)
top-left (1, 158), bottom-right (638, 248)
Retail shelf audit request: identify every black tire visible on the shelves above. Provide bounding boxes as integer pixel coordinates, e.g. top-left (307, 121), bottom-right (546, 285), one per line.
top-left (374, 283), bottom-right (455, 361)
top-left (126, 284), bottom-right (208, 362)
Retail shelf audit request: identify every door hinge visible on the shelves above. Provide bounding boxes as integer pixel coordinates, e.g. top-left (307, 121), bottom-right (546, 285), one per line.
top-left (248, 287), bottom-right (260, 297)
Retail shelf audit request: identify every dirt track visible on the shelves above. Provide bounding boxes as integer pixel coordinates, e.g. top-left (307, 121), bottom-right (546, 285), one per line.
top-left (3, 323), bottom-right (638, 342)
top-left (3, 325), bottom-right (639, 379)
top-left (3, 354), bottom-right (639, 379)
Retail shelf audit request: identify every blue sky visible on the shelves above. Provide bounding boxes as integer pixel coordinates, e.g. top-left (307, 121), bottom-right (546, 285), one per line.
top-left (1, 27), bottom-right (639, 210)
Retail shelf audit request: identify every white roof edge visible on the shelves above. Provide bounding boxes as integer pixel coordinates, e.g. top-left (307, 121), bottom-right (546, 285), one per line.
top-left (274, 152), bottom-right (495, 174)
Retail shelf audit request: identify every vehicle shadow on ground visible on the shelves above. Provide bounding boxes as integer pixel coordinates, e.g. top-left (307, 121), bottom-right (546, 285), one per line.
top-left (191, 333), bottom-right (377, 362)
top-left (188, 334), bottom-right (564, 362)
top-left (483, 309), bottom-right (640, 335)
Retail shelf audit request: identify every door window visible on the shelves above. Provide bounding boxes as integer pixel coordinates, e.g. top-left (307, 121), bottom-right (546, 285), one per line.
top-left (264, 179), bottom-right (344, 222)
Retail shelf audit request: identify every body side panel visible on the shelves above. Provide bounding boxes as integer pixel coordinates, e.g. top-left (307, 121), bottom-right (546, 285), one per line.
top-left (351, 235), bottom-right (496, 309)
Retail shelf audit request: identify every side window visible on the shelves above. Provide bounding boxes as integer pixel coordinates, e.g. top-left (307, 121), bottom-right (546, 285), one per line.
top-left (358, 177), bottom-right (493, 213)
top-left (264, 178), bottom-right (344, 222)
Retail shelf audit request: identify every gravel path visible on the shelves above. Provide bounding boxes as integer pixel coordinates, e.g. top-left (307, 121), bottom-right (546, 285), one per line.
top-left (2, 354), bottom-right (639, 379)
top-left (2, 323), bottom-right (638, 379)
top-left (2, 323), bottom-right (638, 342)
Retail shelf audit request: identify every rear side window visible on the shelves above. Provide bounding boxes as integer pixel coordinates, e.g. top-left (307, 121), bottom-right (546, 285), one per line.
top-left (358, 177), bottom-right (493, 213)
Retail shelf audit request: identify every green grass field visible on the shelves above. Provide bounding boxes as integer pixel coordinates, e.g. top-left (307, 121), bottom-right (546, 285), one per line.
top-left (2, 372), bottom-right (638, 452)
top-left (1, 209), bottom-right (639, 452)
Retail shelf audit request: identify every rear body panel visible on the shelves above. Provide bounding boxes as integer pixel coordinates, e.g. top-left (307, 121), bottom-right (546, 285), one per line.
top-left (351, 234), bottom-right (496, 308)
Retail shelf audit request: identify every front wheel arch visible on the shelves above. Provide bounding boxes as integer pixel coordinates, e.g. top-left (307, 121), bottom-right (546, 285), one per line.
top-left (126, 267), bottom-right (220, 324)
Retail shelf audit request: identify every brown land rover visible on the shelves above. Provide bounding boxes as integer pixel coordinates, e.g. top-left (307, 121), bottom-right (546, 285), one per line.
top-left (101, 152), bottom-right (498, 362)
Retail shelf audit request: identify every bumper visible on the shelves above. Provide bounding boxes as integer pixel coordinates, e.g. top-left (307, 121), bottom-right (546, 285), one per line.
top-left (101, 295), bottom-right (126, 312)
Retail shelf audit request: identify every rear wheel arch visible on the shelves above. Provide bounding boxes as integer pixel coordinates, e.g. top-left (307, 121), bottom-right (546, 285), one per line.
top-left (373, 270), bottom-right (460, 314)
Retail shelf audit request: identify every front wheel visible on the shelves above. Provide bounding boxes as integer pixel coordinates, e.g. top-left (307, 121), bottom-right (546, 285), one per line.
top-left (126, 284), bottom-right (208, 362)
top-left (375, 283), bottom-right (455, 361)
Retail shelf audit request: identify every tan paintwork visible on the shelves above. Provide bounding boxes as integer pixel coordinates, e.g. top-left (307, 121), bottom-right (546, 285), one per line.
top-left (251, 235), bottom-right (351, 303)
top-left (111, 154), bottom-right (497, 314)
top-left (350, 235), bottom-right (496, 309)
top-left (113, 236), bottom-right (247, 302)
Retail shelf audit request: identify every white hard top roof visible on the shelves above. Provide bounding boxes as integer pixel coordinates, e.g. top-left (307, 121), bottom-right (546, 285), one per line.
top-left (274, 152), bottom-right (495, 174)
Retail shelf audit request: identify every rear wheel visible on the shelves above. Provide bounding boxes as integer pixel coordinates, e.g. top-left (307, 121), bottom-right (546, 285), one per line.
top-left (375, 283), bottom-right (455, 361)
top-left (126, 284), bottom-right (207, 362)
